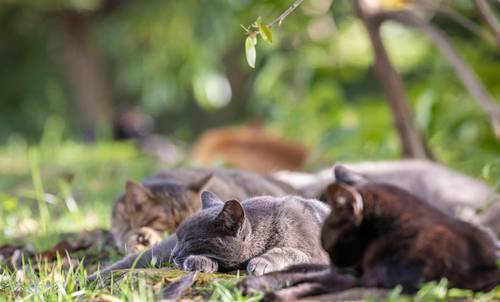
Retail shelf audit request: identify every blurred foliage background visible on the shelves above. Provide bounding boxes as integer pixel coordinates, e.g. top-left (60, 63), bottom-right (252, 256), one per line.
top-left (0, 0), bottom-right (499, 202)
top-left (0, 3), bottom-right (499, 300)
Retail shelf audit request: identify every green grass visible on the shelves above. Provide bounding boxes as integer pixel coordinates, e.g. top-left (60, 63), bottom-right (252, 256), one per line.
top-left (0, 140), bottom-right (157, 249)
top-left (373, 279), bottom-right (500, 302)
top-left (0, 139), bottom-right (499, 301)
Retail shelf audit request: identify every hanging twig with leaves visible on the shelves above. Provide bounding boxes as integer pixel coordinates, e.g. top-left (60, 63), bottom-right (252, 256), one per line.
top-left (241, 0), bottom-right (304, 68)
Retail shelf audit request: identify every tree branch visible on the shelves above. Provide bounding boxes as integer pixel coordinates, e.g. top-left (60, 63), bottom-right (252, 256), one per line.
top-left (354, 0), bottom-right (434, 159)
top-left (430, 3), bottom-right (487, 42)
top-left (376, 9), bottom-right (500, 137)
top-left (268, 0), bottom-right (305, 28)
top-left (474, 0), bottom-right (500, 47)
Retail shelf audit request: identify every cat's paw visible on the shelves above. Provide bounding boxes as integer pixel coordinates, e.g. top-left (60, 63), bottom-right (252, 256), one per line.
top-left (183, 255), bottom-right (218, 273)
top-left (128, 227), bottom-right (163, 253)
top-left (137, 227), bottom-right (163, 246)
top-left (130, 243), bottom-right (147, 253)
top-left (247, 257), bottom-right (275, 276)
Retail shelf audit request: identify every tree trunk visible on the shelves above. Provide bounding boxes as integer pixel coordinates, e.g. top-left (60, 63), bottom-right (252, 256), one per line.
top-left (59, 12), bottom-right (112, 141)
top-left (354, 0), bottom-right (434, 159)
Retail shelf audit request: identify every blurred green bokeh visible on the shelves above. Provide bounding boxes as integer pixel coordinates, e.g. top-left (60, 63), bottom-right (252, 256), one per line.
top-left (0, 0), bottom-right (499, 173)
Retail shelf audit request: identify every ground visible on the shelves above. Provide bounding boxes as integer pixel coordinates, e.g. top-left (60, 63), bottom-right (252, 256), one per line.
top-left (0, 141), bottom-right (499, 301)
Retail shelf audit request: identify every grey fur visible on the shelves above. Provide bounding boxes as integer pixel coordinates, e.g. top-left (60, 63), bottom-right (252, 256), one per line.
top-left (88, 193), bottom-right (329, 282)
top-left (87, 233), bottom-right (178, 282)
top-left (171, 192), bottom-right (330, 275)
top-left (112, 167), bottom-right (298, 252)
top-left (274, 159), bottom-right (498, 221)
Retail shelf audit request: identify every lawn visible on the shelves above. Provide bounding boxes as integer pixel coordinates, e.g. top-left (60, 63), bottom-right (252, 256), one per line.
top-left (0, 139), bottom-right (499, 301)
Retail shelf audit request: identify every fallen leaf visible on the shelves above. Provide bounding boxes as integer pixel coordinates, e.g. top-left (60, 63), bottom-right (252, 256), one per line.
top-left (37, 240), bottom-right (91, 260)
top-left (0, 244), bottom-right (35, 269)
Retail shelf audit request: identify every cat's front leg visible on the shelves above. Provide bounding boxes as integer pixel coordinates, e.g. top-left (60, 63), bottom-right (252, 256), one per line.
top-left (247, 247), bottom-right (310, 275)
top-left (87, 234), bottom-right (177, 283)
top-left (183, 255), bottom-right (219, 273)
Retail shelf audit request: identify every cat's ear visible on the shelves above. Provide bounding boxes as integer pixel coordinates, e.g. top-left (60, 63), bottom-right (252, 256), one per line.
top-left (200, 191), bottom-right (224, 209)
top-left (188, 172), bottom-right (214, 192)
top-left (125, 180), bottom-right (152, 206)
top-left (333, 164), bottom-right (366, 186)
top-left (326, 183), bottom-right (363, 225)
top-left (215, 199), bottom-right (245, 235)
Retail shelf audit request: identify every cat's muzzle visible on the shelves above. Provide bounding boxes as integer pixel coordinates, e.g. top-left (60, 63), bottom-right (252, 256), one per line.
top-left (171, 244), bottom-right (183, 267)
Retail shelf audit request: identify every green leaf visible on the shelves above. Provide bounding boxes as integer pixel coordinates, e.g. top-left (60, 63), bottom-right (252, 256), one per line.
top-left (245, 36), bottom-right (257, 68)
top-left (255, 16), bottom-right (263, 26)
top-left (259, 24), bottom-right (273, 43)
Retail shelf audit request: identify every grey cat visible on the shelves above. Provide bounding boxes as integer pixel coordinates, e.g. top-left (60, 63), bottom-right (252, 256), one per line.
top-left (274, 159), bottom-right (497, 221)
top-left (171, 191), bottom-right (330, 275)
top-left (88, 191), bottom-right (329, 281)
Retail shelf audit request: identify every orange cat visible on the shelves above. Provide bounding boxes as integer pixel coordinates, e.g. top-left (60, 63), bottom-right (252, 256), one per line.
top-left (191, 126), bottom-right (308, 174)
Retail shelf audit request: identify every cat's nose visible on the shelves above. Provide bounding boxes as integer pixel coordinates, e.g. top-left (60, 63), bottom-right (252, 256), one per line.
top-left (172, 244), bottom-right (179, 256)
top-left (171, 244), bottom-right (180, 261)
